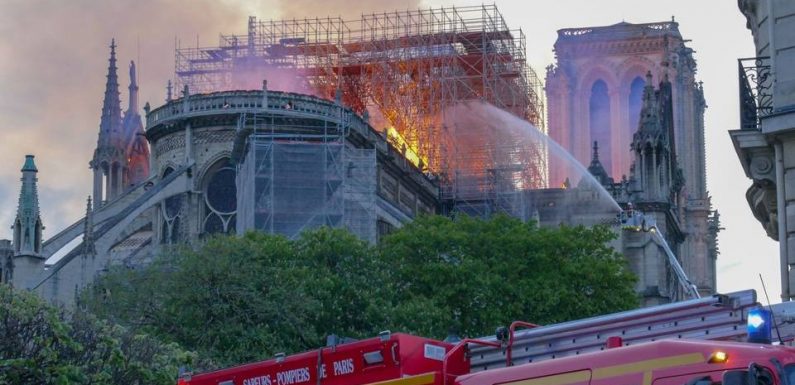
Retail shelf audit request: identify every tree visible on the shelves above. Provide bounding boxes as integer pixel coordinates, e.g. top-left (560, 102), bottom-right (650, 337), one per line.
top-left (83, 216), bottom-right (637, 369)
top-left (377, 215), bottom-right (637, 338)
top-left (84, 229), bottom-right (388, 368)
top-left (0, 283), bottom-right (192, 385)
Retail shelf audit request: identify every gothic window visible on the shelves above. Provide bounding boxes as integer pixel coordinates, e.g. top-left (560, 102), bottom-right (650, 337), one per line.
top-left (13, 219), bottom-right (20, 253)
top-left (34, 219), bottom-right (41, 253)
top-left (628, 76), bottom-right (645, 134)
top-left (101, 162), bottom-right (110, 203)
top-left (376, 219), bottom-right (395, 242)
top-left (589, 80), bottom-right (612, 174)
top-left (644, 143), bottom-right (655, 183)
top-left (202, 159), bottom-right (237, 235)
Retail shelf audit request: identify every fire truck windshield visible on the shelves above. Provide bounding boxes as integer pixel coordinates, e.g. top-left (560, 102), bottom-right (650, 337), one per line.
top-left (722, 364), bottom-right (775, 385)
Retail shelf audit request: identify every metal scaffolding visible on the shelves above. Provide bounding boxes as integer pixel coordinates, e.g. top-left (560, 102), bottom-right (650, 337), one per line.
top-left (236, 110), bottom-right (377, 243)
top-left (179, 5), bottom-right (545, 217)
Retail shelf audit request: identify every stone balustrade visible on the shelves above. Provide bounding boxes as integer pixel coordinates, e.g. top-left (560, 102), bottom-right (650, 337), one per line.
top-left (146, 90), bottom-right (365, 132)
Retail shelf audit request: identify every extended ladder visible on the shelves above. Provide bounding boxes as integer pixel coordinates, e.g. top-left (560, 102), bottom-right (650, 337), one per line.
top-left (468, 290), bottom-right (758, 371)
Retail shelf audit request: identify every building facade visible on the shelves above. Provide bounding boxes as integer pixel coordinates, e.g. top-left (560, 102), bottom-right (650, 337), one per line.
top-left (546, 21), bottom-right (719, 300)
top-left (732, 0), bottom-right (795, 300)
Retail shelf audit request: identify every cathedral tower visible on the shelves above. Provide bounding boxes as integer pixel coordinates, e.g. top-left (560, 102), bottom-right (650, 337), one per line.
top-left (546, 20), bottom-right (717, 297)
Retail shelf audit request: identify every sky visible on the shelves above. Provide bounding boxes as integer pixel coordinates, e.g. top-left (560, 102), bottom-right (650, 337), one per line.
top-left (0, 1), bottom-right (778, 300)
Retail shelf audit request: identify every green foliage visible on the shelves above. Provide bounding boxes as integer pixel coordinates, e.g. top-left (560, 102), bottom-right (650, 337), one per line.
top-left (0, 283), bottom-right (192, 385)
top-left (379, 215), bottom-right (637, 338)
top-left (83, 215), bottom-right (636, 371)
top-left (84, 229), bottom-right (388, 368)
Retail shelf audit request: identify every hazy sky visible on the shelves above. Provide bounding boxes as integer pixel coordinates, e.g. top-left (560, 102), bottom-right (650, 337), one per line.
top-left (0, 1), bottom-right (777, 300)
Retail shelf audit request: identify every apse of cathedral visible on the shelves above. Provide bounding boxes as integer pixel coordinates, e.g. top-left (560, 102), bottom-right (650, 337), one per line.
top-left (0, 19), bottom-right (720, 308)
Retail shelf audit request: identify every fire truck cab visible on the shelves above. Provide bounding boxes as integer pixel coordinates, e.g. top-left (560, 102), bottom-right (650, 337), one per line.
top-left (456, 339), bottom-right (795, 385)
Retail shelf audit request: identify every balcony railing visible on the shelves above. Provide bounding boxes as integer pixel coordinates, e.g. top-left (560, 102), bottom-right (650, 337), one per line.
top-left (738, 56), bottom-right (772, 130)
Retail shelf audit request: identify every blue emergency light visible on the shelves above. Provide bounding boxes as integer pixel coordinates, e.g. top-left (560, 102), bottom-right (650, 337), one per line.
top-left (747, 307), bottom-right (773, 344)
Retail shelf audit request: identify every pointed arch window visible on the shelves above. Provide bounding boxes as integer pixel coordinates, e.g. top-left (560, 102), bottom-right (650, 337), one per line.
top-left (589, 80), bottom-right (612, 174)
top-left (628, 76), bottom-right (645, 135)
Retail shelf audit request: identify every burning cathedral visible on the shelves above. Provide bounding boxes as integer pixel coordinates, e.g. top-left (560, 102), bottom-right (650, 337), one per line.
top-left (0, 7), bottom-right (719, 307)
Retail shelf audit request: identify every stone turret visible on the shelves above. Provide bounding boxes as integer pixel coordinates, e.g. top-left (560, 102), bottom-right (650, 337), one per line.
top-left (82, 196), bottom-right (95, 257)
top-left (631, 72), bottom-right (674, 202)
top-left (11, 155), bottom-right (45, 288)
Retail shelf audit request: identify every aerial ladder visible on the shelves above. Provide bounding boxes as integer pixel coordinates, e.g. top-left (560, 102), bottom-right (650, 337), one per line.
top-left (467, 289), bottom-right (757, 370)
top-left (619, 208), bottom-right (702, 300)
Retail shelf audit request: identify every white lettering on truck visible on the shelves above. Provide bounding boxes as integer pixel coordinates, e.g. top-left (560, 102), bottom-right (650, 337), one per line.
top-left (243, 375), bottom-right (272, 385)
top-left (333, 358), bottom-right (355, 376)
top-left (277, 367), bottom-right (311, 385)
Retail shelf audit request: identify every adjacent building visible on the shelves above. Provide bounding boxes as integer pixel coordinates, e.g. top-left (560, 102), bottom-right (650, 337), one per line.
top-left (732, 0), bottom-right (795, 300)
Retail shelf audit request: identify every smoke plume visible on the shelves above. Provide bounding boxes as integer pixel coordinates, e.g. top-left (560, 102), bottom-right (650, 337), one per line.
top-left (278, 0), bottom-right (421, 20)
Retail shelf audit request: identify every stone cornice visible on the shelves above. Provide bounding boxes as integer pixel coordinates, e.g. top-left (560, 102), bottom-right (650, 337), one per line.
top-left (557, 21), bottom-right (681, 42)
top-left (556, 37), bottom-right (680, 59)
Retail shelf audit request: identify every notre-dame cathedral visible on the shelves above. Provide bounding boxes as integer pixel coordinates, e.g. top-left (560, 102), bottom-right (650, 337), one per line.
top-left (0, 17), bottom-right (719, 308)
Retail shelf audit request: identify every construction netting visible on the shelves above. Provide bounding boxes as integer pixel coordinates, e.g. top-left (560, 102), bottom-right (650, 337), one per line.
top-left (237, 136), bottom-right (376, 243)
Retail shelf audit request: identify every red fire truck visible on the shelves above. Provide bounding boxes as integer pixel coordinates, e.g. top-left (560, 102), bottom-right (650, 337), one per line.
top-left (179, 290), bottom-right (795, 385)
top-left (178, 333), bottom-right (467, 385)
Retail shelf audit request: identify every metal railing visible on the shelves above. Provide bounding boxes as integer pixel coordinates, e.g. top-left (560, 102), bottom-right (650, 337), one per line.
top-left (738, 56), bottom-right (772, 130)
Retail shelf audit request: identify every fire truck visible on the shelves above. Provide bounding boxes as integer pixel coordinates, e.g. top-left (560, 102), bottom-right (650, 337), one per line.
top-left (179, 290), bottom-right (795, 385)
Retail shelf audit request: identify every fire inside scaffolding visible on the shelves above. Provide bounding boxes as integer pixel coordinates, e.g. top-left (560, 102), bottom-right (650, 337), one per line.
top-left (176, 5), bottom-right (546, 215)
